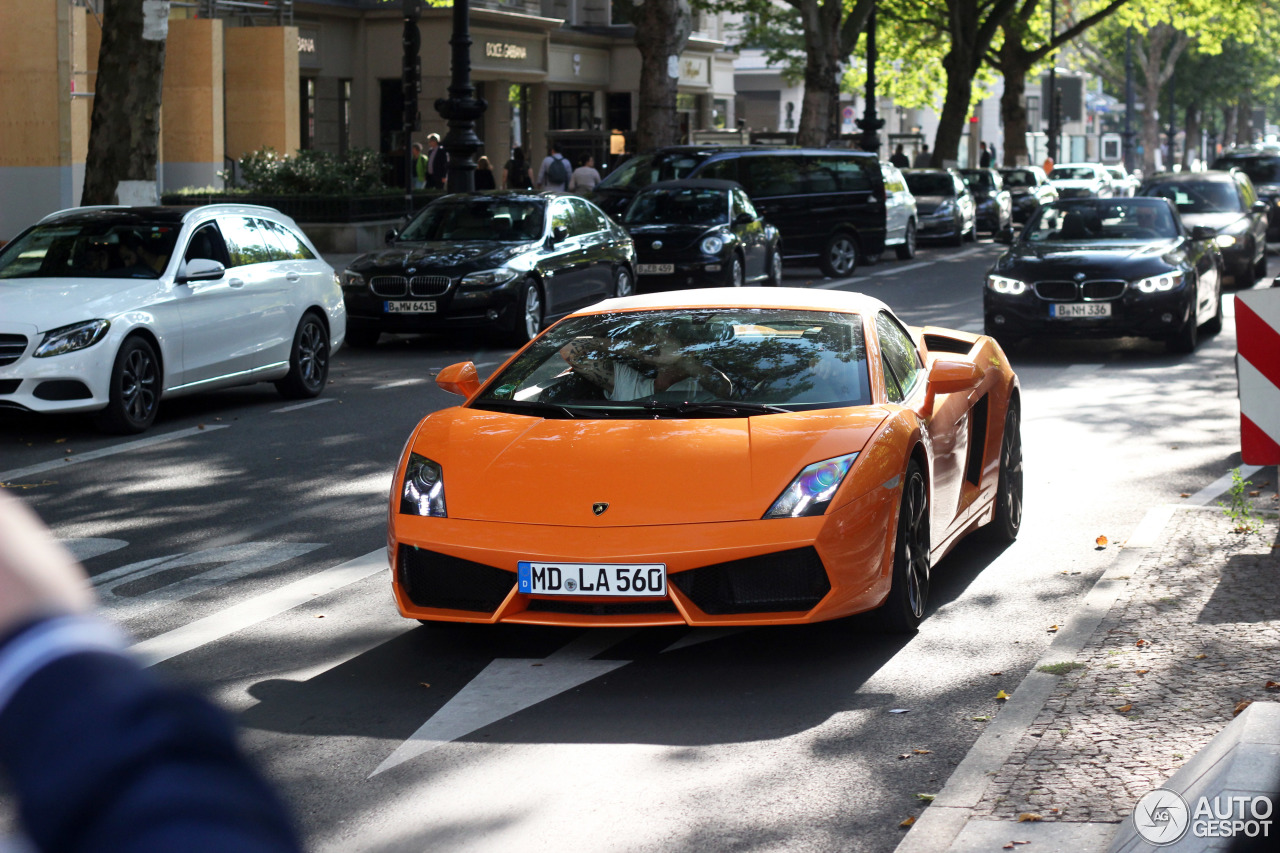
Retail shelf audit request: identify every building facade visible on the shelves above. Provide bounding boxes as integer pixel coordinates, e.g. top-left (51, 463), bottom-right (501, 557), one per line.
top-left (0, 0), bottom-right (738, 241)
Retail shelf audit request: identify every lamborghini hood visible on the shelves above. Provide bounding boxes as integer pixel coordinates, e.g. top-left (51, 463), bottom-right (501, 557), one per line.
top-left (409, 406), bottom-right (890, 526)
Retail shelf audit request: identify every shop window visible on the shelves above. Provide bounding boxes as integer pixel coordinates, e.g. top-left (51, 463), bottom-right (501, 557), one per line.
top-left (301, 78), bottom-right (317, 150)
top-left (607, 92), bottom-right (632, 132)
top-left (610, 0), bottom-right (633, 25)
top-left (550, 91), bottom-right (593, 131)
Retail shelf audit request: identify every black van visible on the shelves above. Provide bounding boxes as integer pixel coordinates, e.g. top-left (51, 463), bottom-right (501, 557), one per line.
top-left (591, 146), bottom-right (888, 277)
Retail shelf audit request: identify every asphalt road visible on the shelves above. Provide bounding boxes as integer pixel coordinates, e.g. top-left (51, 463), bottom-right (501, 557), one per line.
top-left (0, 238), bottom-right (1267, 852)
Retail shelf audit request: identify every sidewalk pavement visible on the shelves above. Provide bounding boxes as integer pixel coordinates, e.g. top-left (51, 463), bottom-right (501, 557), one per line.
top-left (898, 467), bottom-right (1280, 853)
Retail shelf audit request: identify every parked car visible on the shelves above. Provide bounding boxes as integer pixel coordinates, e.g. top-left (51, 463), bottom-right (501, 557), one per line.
top-left (340, 192), bottom-right (635, 347)
top-left (1139, 170), bottom-right (1269, 287)
top-left (984, 197), bottom-right (1223, 353)
top-left (390, 287), bottom-right (1022, 632)
top-left (958, 168), bottom-right (1013, 234)
top-left (1105, 164), bottom-right (1141, 197)
top-left (620, 179), bottom-right (782, 289)
top-left (1048, 163), bottom-right (1114, 199)
top-left (590, 146), bottom-right (889, 277)
top-left (903, 168), bottom-right (976, 245)
top-left (1212, 147), bottom-right (1280, 240)
top-left (880, 161), bottom-right (919, 260)
top-left (0, 204), bottom-right (345, 433)
top-left (999, 166), bottom-right (1058, 224)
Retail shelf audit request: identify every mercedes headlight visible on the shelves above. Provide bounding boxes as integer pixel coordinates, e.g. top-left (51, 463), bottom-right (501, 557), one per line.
top-left (34, 319), bottom-right (111, 358)
top-left (460, 269), bottom-right (520, 288)
top-left (400, 453), bottom-right (447, 517)
top-left (986, 275), bottom-right (1028, 295)
top-left (1215, 234), bottom-right (1237, 248)
top-left (700, 235), bottom-right (725, 255)
top-left (764, 453), bottom-right (858, 519)
top-left (1132, 272), bottom-right (1183, 293)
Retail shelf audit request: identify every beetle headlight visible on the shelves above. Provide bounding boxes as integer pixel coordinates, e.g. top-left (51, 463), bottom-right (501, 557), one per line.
top-left (460, 269), bottom-right (520, 288)
top-left (986, 275), bottom-right (1028, 295)
top-left (764, 453), bottom-right (858, 519)
top-left (1131, 272), bottom-right (1183, 293)
top-left (34, 319), bottom-right (110, 358)
top-left (400, 453), bottom-right (447, 517)
top-left (700, 235), bottom-right (725, 255)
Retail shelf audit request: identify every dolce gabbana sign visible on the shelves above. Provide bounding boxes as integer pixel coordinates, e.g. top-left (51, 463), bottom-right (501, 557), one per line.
top-left (485, 42), bottom-right (528, 60)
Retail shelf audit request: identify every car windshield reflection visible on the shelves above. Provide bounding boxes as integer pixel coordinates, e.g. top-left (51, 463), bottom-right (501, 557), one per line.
top-left (1145, 181), bottom-right (1242, 214)
top-left (1024, 200), bottom-right (1179, 242)
top-left (1050, 167), bottom-right (1099, 181)
top-left (473, 308), bottom-right (871, 417)
top-left (0, 222), bottom-right (179, 280)
top-left (398, 199), bottom-right (546, 243)
top-left (905, 174), bottom-right (956, 197)
top-left (624, 187), bottom-right (730, 227)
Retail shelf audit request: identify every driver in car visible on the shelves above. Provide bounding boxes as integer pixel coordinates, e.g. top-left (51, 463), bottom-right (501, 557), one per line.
top-left (560, 324), bottom-right (731, 401)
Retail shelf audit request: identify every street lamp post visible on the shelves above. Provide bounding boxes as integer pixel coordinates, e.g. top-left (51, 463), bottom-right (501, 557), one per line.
top-left (1047, 0), bottom-right (1057, 164)
top-left (1123, 26), bottom-right (1135, 173)
top-left (855, 4), bottom-right (883, 155)
top-left (401, 0), bottom-right (422, 218)
top-left (435, 0), bottom-right (487, 194)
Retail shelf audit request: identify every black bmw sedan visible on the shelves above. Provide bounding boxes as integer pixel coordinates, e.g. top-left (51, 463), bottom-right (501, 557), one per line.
top-left (621, 179), bottom-right (782, 290)
top-left (341, 192), bottom-right (635, 346)
top-left (984, 198), bottom-right (1224, 353)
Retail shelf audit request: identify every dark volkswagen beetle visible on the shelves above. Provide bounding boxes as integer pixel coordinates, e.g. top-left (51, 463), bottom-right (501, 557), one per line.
top-left (620, 179), bottom-right (783, 290)
top-left (983, 197), bottom-right (1224, 353)
top-left (340, 192), bottom-right (635, 346)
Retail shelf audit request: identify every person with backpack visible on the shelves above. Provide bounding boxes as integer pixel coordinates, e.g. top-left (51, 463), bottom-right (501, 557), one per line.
top-left (538, 142), bottom-right (571, 192)
top-left (504, 146), bottom-right (534, 190)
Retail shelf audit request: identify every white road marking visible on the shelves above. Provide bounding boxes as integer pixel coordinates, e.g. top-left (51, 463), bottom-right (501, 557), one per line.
top-left (130, 548), bottom-right (388, 667)
top-left (661, 627), bottom-right (751, 653)
top-left (1184, 464), bottom-right (1264, 507)
top-left (373, 378), bottom-right (427, 390)
top-left (0, 425), bottom-right (230, 483)
top-left (273, 398), bottom-right (336, 413)
top-left (877, 261), bottom-right (935, 277)
top-left (61, 538), bottom-right (129, 561)
top-left (813, 276), bottom-right (868, 290)
top-left (370, 629), bottom-right (637, 777)
top-left (97, 542), bottom-right (325, 623)
top-left (1062, 363), bottom-right (1105, 377)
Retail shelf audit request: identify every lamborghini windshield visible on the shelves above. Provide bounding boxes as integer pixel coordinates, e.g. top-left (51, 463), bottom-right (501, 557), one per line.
top-left (473, 309), bottom-right (871, 418)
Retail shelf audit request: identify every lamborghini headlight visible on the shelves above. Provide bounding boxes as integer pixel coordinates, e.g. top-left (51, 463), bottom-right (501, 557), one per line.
top-left (764, 453), bottom-right (859, 519)
top-left (1131, 272), bottom-right (1183, 293)
top-left (34, 319), bottom-right (110, 358)
top-left (986, 275), bottom-right (1028, 295)
top-left (400, 453), bottom-right (447, 517)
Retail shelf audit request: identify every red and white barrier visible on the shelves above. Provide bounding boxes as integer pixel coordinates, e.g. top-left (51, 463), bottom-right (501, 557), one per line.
top-left (1236, 289), bottom-right (1280, 464)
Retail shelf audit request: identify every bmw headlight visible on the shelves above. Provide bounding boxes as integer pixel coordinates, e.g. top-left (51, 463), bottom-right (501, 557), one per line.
top-left (34, 319), bottom-right (110, 358)
top-left (764, 453), bottom-right (859, 519)
top-left (986, 275), bottom-right (1028, 295)
top-left (460, 269), bottom-right (520, 288)
top-left (700, 235), bottom-right (725, 255)
top-left (400, 453), bottom-right (447, 517)
top-left (1131, 272), bottom-right (1183, 293)
top-left (341, 270), bottom-right (366, 290)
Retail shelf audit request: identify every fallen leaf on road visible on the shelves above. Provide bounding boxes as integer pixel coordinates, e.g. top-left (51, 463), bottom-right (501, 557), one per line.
top-left (315, 614), bottom-right (325, 618)
top-left (1047, 625), bottom-right (1059, 633)
top-left (991, 671), bottom-right (1004, 676)
top-left (1116, 704), bottom-right (1133, 713)
top-left (1018, 813), bottom-right (1043, 822)
top-left (1135, 639), bottom-right (1147, 647)
top-left (54, 438), bottom-right (66, 444)
top-left (1195, 654), bottom-right (1208, 660)
top-left (1249, 491), bottom-right (1261, 497)
top-left (1136, 669), bottom-right (1149, 675)
top-left (1180, 492), bottom-right (1191, 498)
top-left (898, 753), bottom-right (911, 760)
top-left (1049, 807), bottom-right (1061, 814)
top-left (916, 793), bottom-right (935, 801)
top-left (913, 748), bottom-right (932, 754)
top-left (899, 816), bottom-right (916, 828)
top-left (972, 715), bottom-right (991, 721)
top-left (197, 424), bottom-right (205, 430)
top-left (1265, 681), bottom-right (1280, 691)
top-left (996, 690), bottom-right (1010, 701)
top-left (1096, 535), bottom-right (1108, 547)
top-left (1235, 700), bottom-right (1253, 716)
top-left (419, 682), bottom-right (431, 688)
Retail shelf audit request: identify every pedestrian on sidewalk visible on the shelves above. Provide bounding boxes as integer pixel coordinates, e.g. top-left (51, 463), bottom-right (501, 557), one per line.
top-left (538, 142), bottom-right (571, 192)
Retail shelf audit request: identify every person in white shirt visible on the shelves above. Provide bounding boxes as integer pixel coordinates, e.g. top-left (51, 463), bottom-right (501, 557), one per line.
top-left (559, 326), bottom-right (731, 400)
top-left (569, 155), bottom-right (602, 194)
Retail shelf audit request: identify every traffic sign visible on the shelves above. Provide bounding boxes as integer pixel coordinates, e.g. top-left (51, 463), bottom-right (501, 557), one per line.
top-left (1236, 289), bottom-right (1280, 463)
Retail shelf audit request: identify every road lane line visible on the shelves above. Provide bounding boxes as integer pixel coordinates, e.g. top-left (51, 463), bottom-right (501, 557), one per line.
top-left (273, 398), bottom-right (336, 413)
top-left (0, 425), bottom-right (230, 483)
top-left (373, 378), bottom-right (427, 390)
top-left (1185, 464), bottom-right (1263, 507)
top-left (813, 276), bottom-right (868, 290)
top-left (876, 261), bottom-right (935, 277)
top-left (130, 548), bottom-right (387, 667)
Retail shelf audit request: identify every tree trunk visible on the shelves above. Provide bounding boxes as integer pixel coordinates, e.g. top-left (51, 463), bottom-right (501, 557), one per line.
top-left (633, 0), bottom-right (692, 154)
top-left (998, 53), bottom-right (1030, 166)
top-left (1140, 67), bottom-right (1162, 174)
top-left (795, 1), bottom-right (843, 146)
top-left (83, 0), bottom-right (170, 206)
top-left (1237, 94), bottom-right (1253, 145)
top-left (1182, 102), bottom-right (1200, 169)
top-left (1223, 104), bottom-right (1237, 149)
top-left (932, 52), bottom-right (974, 166)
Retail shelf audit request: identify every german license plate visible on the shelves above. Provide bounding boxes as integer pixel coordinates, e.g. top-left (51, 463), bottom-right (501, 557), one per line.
top-left (637, 264), bottom-right (674, 275)
top-left (517, 561), bottom-right (667, 597)
top-left (385, 300), bottom-right (436, 313)
top-left (1051, 302), bottom-right (1111, 318)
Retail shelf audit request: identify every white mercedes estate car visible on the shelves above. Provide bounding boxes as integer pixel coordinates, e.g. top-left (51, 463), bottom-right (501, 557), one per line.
top-left (0, 204), bottom-right (346, 433)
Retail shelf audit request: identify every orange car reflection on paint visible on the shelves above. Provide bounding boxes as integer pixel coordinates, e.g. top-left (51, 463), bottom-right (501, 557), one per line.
top-left (388, 288), bottom-right (1021, 632)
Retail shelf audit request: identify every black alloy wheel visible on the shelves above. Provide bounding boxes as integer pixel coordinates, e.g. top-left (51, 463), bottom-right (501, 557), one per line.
top-left (767, 249), bottom-right (784, 286)
top-left (277, 312), bottom-right (329, 399)
top-left (877, 459), bottom-right (931, 633)
top-left (728, 255), bottom-right (745, 287)
top-left (95, 336), bottom-right (160, 434)
top-left (982, 399), bottom-right (1023, 543)
top-left (613, 266), bottom-right (635, 299)
top-left (819, 231), bottom-right (859, 277)
top-left (896, 221), bottom-right (917, 260)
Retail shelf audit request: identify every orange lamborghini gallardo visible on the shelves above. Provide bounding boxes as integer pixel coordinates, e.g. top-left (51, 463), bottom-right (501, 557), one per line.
top-left (389, 288), bottom-right (1021, 632)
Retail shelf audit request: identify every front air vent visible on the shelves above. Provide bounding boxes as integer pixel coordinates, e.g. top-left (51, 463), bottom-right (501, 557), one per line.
top-left (398, 546), bottom-right (515, 613)
top-left (671, 547), bottom-right (831, 615)
top-left (525, 600), bottom-right (679, 616)
top-left (0, 334), bottom-right (28, 366)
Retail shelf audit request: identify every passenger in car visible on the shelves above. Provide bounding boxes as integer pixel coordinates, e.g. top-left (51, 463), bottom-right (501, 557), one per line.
top-left (560, 325), bottom-right (731, 401)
